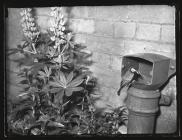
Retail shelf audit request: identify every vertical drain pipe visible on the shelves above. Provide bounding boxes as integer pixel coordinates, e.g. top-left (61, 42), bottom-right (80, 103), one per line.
top-left (126, 87), bottom-right (173, 134)
top-left (126, 88), bottom-right (168, 134)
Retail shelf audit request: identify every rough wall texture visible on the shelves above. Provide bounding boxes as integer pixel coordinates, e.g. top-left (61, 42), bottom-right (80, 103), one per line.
top-left (6, 5), bottom-right (176, 133)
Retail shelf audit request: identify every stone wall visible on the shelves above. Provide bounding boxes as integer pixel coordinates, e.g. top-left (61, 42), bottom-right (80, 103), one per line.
top-left (6, 5), bottom-right (176, 133)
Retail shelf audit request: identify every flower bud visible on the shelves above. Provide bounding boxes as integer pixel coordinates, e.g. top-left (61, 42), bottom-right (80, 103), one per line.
top-left (50, 27), bottom-right (55, 32)
top-left (53, 45), bottom-right (58, 49)
top-left (50, 36), bottom-right (56, 41)
top-left (61, 26), bottom-right (65, 31)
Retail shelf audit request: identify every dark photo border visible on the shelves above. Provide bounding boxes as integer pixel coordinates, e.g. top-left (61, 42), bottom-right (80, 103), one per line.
top-left (1, 0), bottom-right (181, 139)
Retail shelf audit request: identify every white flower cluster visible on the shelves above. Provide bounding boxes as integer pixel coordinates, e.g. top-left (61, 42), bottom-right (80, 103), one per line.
top-left (20, 8), bottom-right (40, 42)
top-left (50, 7), bottom-right (66, 49)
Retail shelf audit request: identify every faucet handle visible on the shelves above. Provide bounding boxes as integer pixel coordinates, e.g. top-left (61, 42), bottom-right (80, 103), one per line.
top-left (159, 94), bottom-right (172, 106)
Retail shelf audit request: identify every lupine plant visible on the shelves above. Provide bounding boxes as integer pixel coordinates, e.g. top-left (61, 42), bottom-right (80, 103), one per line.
top-left (7, 7), bottom-right (128, 136)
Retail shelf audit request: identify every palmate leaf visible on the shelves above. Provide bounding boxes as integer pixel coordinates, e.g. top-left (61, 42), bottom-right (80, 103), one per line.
top-left (42, 85), bottom-right (49, 93)
top-left (65, 33), bottom-right (75, 48)
top-left (37, 71), bottom-right (46, 81)
top-left (38, 71), bottom-right (46, 77)
top-left (46, 47), bottom-right (56, 58)
top-left (67, 78), bottom-right (84, 88)
top-left (66, 71), bottom-right (73, 84)
top-left (50, 71), bottom-right (84, 97)
top-left (55, 77), bottom-right (65, 88)
top-left (37, 114), bottom-right (51, 123)
top-left (59, 71), bottom-right (67, 86)
top-left (64, 71), bottom-right (84, 88)
top-left (49, 88), bottom-right (62, 94)
top-left (37, 66), bottom-right (52, 83)
top-left (49, 81), bottom-right (64, 88)
top-left (30, 63), bottom-right (45, 75)
top-left (54, 90), bottom-right (64, 104)
top-left (65, 87), bottom-right (84, 96)
top-left (44, 66), bottom-right (51, 76)
top-left (47, 121), bottom-right (64, 128)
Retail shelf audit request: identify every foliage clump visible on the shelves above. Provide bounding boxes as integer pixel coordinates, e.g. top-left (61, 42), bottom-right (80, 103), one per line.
top-left (7, 7), bottom-right (128, 136)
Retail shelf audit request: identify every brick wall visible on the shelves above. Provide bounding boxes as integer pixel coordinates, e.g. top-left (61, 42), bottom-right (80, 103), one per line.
top-left (7, 5), bottom-right (176, 133)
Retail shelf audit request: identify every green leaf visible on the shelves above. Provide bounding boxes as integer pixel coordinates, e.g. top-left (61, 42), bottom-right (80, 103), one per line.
top-left (28, 87), bottom-right (39, 93)
top-left (66, 71), bottom-right (73, 84)
top-left (44, 66), bottom-right (50, 76)
top-left (68, 87), bottom-right (84, 92)
top-left (53, 75), bottom-right (65, 87)
top-left (50, 87), bottom-right (62, 93)
top-left (67, 78), bottom-right (84, 88)
top-left (54, 90), bottom-right (64, 103)
top-left (42, 85), bottom-right (49, 92)
top-left (67, 33), bottom-right (73, 41)
top-left (19, 79), bottom-right (29, 85)
top-left (48, 67), bottom-right (52, 76)
top-left (47, 121), bottom-right (64, 128)
top-left (18, 92), bottom-right (30, 97)
top-left (65, 87), bottom-right (83, 96)
top-left (49, 81), bottom-right (63, 88)
top-left (38, 114), bottom-right (50, 122)
top-left (38, 71), bottom-right (46, 77)
top-left (30, 63), bottom-right (45, 75)
top-left (44, 66), bottom-right (48, 74)
top-left (65, 89), bottom-right (72, 97)
top-left (59, 71), bottom-right (66, 85)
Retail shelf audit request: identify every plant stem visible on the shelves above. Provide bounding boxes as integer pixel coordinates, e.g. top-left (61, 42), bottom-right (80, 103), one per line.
top-left (60, 44), bottom-right (67, 56)
top-left (32, 43), bottom-right (37, 54)
top-left (58, 44), bottom-right (60, 53)
top-left (62, 100), bottom-right (70, 107)
top-left (23, 49), bottom-right (36, 54)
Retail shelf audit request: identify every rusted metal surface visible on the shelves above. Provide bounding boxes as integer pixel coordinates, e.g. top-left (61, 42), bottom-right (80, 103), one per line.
top-left (121, 53), bottom-right (176, 134)
top-left (121, 53), bottom-right (174, 90)
top-left (126, 87), bottom-right (160, 134)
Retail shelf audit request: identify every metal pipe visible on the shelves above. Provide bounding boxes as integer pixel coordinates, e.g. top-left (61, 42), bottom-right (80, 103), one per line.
top-left (126, 87), bottom-right (172, 134)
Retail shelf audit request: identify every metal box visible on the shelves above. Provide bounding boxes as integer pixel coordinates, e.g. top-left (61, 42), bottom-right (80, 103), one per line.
top-left (121, 53), bottom-right (171, 90)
